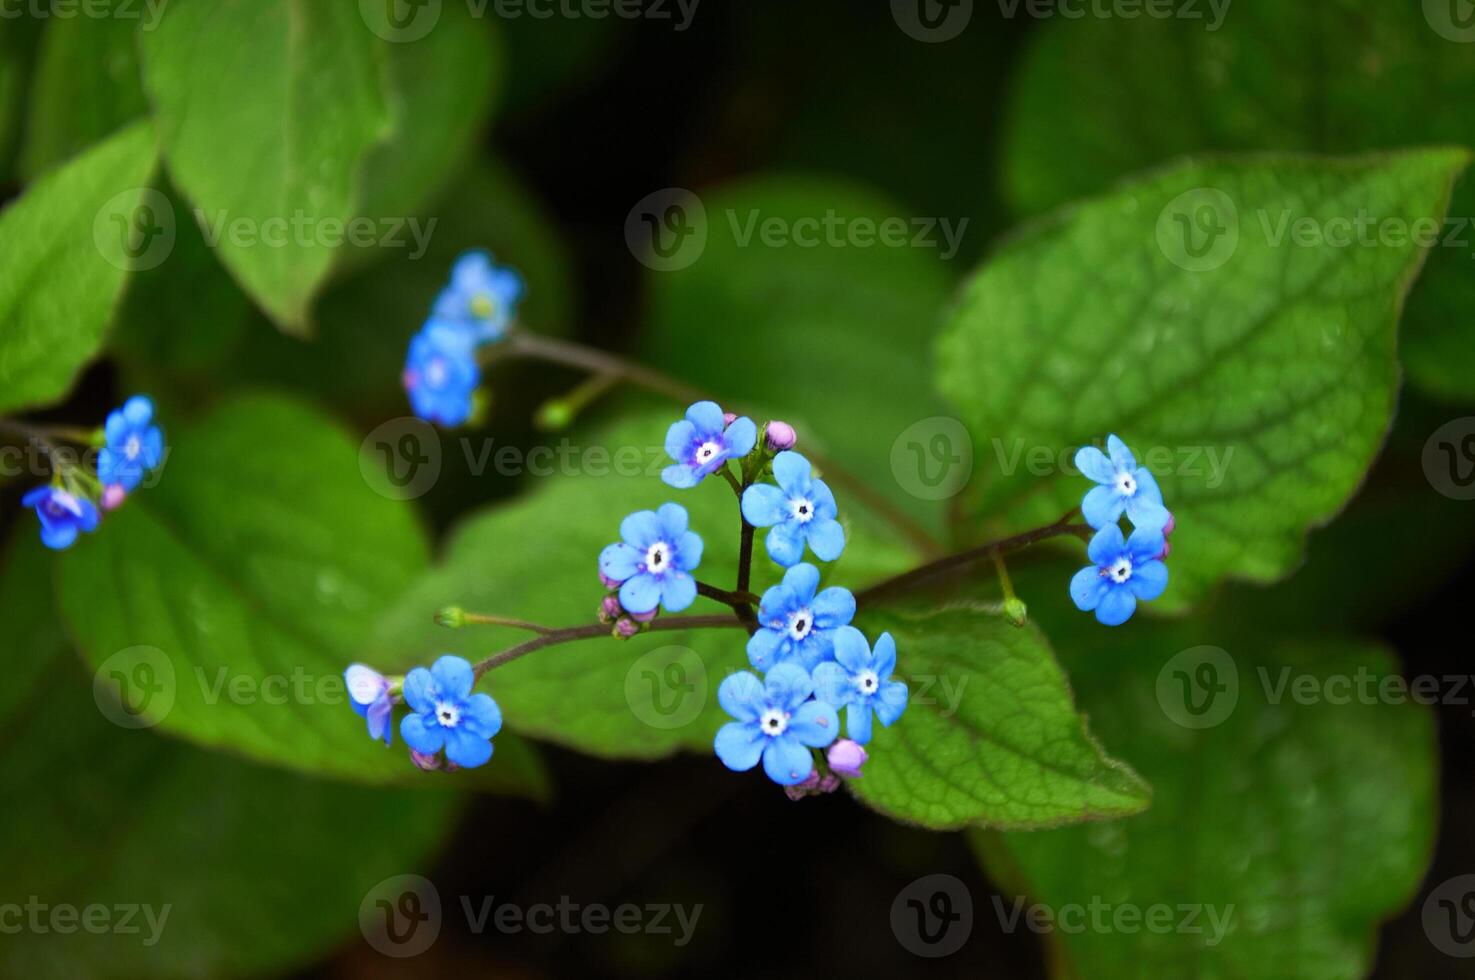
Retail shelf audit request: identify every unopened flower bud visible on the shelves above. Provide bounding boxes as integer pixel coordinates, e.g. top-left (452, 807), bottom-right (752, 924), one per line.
top-left (1157, 512), bottom-right (1175, 560)
top-left (722, 412), bottom-right (738, 427)
top-left (1004, 597), bottom-right (1028, 628)
top-left (598, 595), bottom-right (622, 623)
top-left (765, 421), bottom-right (797, 452)
top-left (410, 750), bottom-right (442, 771)
top-left (784, 770), bottom-right (822, 801)
top-left (435, 606), bottom-right (466, 629)
top-left (818, 773), bottom-right (841, 793)
top-left (614, 617), bottom-right (641, 639)
top-left (535, 398), bottom-right (574, 432)
top-left (600, 571), bottom-right (625, 590)
top-left (101, 484), bottom-right (127, 511)
top-left (827, 739), bottom-right (868, 778)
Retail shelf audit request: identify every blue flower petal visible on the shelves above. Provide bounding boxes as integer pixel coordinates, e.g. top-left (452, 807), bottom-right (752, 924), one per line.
top-left (685, 400), bottom-right (726, 435)
top-left (401, 712), bottom-right (446, 753)
top-left (366, 697), bottom-right (393, 745)
top-left (812, 661), bottom-right (852, 706)
top-left (764, 662), bottom-right (814, 709)
top-left (831, 625), bottom-right (871, 673)
top-left (1125, 524), bottom-right (1167, 563)
top-left (1125, 494), bottom-right (1170, 532)
top-left (808, 478), bottom-right (837, 520)
top-left (656, 501), bottom-right (689, 538)
top-left (872, 631), bottom-right (897, 679)
top-left (1106, 434), bottom-right (1137, 471)
top-left (461, 692), bottom-right (503, 738)
top-left (1096, 587), bottom-right (1137, 626)
top-left (875, 681), bottom-right (908, 726)
top-left (740, 484), bottom-right (787, 527)
top-left (1081, 484), bottom-right (1124, 529)
top-left (1133, 466), bottom-right (1166, 506)
top-left (619, 572), bottom-right (662, 614)
top-left (788, 699), bottom-right (840, 748)
top-left (1128, 559), bottom-right (1169, 601)
top-left (846, 703), bottom-right (874, 744)
top-left (1070, 566), bottom-right (1108, 612)
top-left (664, 419), bottom-right (697, 462)
top-left (810, 586), bottom-right (855, 628)
top-left (783, 563), bottom-right (820, 602)
top-left (661, 463), bottom-right (701, 489)
top-left (714, 721), bottom-right (765, 771)
top-left (401, 667), bottom-right (436, 714)
top-left (805, 518), bottom-right (846, 561)
top-left (718, 671), bottom-right (765, 722)
top-left (746, 628), bottom-right (786, 671)
top-left (619, 509), bottom-right (663, 548)
top-left (762, 735), bottom-right (814, 785)
top-left (660, 572), bottom-right (697, 612)
top-left (1087, 523), bottom-right (1126, 566)
top-left (1074, 445), bottom-right (1116, 484)
top-left (123, 395), bottom-right (154, 427)
top-left (445, 726), bottom-right (493, 768)
top-left (757, 581), bottom-right (800, 624)
top-left (39, 521), bottom-right (79, 550)
top-left (677, 530), bottom-right (704, 572)
top-left (599, 542), bottom-right (640, 581)
top-left (725, 416), bottom-right (757, 456)
top-left (430, 656), bottom-right (474, 700)
top-left (764, 521), bottom-right (806, 567)
top-left (771, 451), bottom-right (811, 494)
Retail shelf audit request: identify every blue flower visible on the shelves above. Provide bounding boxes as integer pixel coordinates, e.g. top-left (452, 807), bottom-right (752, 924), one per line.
top-left (747, 563), bottom-right (855, 671)
top-left (740, 451), bottom-right (845, 567)
top-left (662, 401), bottom-right (756, 489)
top-left (404, 322), bottom-right (480, 427)
top-left (1075, 434), bottom-right (1168, 530)
top-left (598, 503), bottom-right (703, 614)
top-left (714, 663), bottom-right (840, 786)
top-left (1070, 523), bottom-right (1169, 626)
top-left (97, 395), bottom-right (164, 493)
top-left (433, 250), bottom-right (523, 342)
top-left (344, 664), bottom-right (393, 746)
top-left (399, 655), bottom-right (503, 768)
top-left (22, 486), bottom-right (99, 550)
top-left (813, 627), bottom-right (908, 745)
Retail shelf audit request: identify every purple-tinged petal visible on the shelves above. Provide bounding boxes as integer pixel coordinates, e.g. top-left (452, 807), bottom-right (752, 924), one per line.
top-left (664, 419), bottom-right (697, 461)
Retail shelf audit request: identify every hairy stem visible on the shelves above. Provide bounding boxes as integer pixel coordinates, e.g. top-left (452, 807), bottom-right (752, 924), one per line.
top-left (472, 614), bottom-right (747, 678)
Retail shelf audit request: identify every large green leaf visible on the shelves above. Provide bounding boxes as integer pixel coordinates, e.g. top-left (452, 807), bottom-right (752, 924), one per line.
top-left (0, 119), bottom-right (157, 415)
top-left (370, 409), bottom-right (919, 759)
top-left (54, 392), bottom-right (546, 794)
top-left (18, 2), bottom-right (148, 179)
top-left (0, 534), bottom-right (466, 980)
top-left (1001, 0), bottom-right (1475, 401)
top-left (976, 625), bottom-right (1436, 979)
top-left (847, 606), bottom-right (1149, 830)
top-left (642, 175), bottom-right (956, 535)
top-left (938, 151), bottom-right (1469, 610)
top-left (140, 0), bottom-right (391, 333)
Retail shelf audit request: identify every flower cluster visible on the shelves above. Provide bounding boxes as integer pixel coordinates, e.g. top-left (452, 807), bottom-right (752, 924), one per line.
top-left (19, 395), bottom-right (165, 551)
top-left (343, 654), bottom-right (503, 770)
top-left (1070, 434), bottom-right (1173, 626)
top-left (403, 251), bottom-right (523, 427)
top-left (596, 401), bottom-right (909, 791)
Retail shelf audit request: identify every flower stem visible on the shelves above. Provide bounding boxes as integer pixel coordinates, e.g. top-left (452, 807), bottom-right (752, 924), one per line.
top-left (854, 511), bottom-right (1092, 608)
top-left (456, 613), bottom-right (560, 634)
top-left (695, 580), bottom-right (761, 609)
top-left (496, 329), bottom-right (941, 557)
top-left (472, 613), bottom-right (747, 678)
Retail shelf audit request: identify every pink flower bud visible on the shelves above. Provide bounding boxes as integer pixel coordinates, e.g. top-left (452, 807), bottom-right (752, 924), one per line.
top-left (722, 412), bottom-right (738, 427)
top-left (827, 739), bottom-right (868, 778)
top-left (101, 484), bottom-right (127, 511)
top-left (629, 607), bottom-right (658, 623)
top-left (614, 617), bottom-right (641, 639)
top-left (410, 750), bottom-right (442, 772)
top-left (765, 421), bottom-right (797, 452)
top-left (598, 595), bottom-right (622, 624)
top-left (600, 571), bottom-right (625, 590)
top-left (1162, 512), bottom-right (1176, 537)
top-left (784, 770), bottom-right (821, 801)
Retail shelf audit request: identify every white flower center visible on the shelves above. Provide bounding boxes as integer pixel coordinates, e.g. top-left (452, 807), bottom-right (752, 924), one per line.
top-left (426, 358), bottom-right (448, 387)
top-left (789, 497), bottom-right (815, 524)
top-left (856, 669), bottom-right (879, 696)
top-left (645, 541), bottom-right (671, 573)
top-left (435, 701), bottom-right (460, 727)
top-left (1108, 557), bottom-right (1133, 584)
top-left (786, 608), bottom-right (814, 641)
top-left (759, 707), bottom-right (788, 737)
top-left (1116, 471), bottom-right (1137, 497)
top-left (124, 435), bottom-right (142, 460)
top-left (694, 440), bottom-right (722, 464)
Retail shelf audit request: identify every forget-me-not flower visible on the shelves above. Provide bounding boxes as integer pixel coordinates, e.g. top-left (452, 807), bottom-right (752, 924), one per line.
top-left (344, 664), bottom-right (393, 746)
top-left (598, 502), bottom-right (703, 614)
top-left (740, 451), bottom-right (845, 567)
top-left (812, 627), bottom-right (908, 745)
top-left (433, 250), bottom-right (523, 342)
top-left (404, 323), bottom-right (481, 427)
top-left (747, 563), bottom-right (855, 671)
top-left (1070, 523), bottom-right (1169, 626)
top-left (22, 486), bottom-right (100, 551)
top-left (714, 663), bottom-right (840, 786)
top-left (400, 655), bottom-right (503, 768)
top-left (1075, 434), bottom-right (1168, 530)
top-left (97, 395), bottom-right (164, 493)
top-left (662, 401), bottom-right (756, 489)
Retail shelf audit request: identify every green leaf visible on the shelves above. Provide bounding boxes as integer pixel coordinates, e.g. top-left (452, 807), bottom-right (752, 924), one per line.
top-left (140, 0), bottom-right (392, 333)
top-left (1000, 0), bottom-right (1475, 401)
top-left (0, 119), bottom-right (157, 416)
top-left (370, 408), bottom-right (919, 760)
top-left (976, 625), bottom-right (1436, 979)
top-left (0, 535), bottom-right (466, 980)
top-left (845, 606), bottom-right (1148, 830)
top-left (18, 2), bottom-right (148, 179)
top-left (642, 175), bottom-right (956, 535)
top-left (54, 391), bottom-right (546, 795)
top-left (938, 151), bottom-right (1470, 610)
